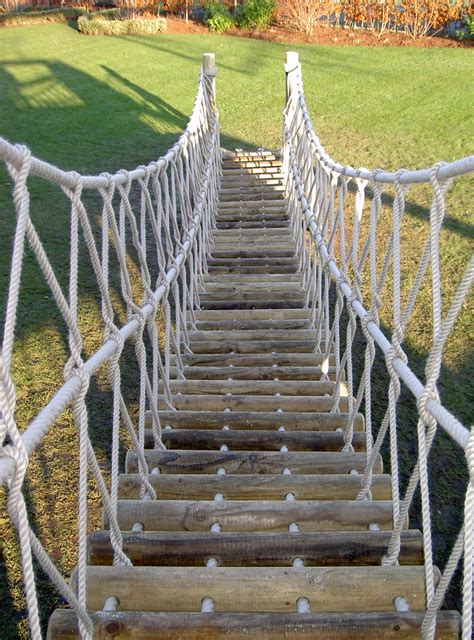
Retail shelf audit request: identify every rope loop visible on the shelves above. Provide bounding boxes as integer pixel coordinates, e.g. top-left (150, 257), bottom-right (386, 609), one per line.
top-left (8, 143), bottom-right (31, 179)
top-left (63, 358), bottom-right (90, 401)
top-left (2, 441), bottom-right (29, 488)
top-left (99, 171), bottom-right (115, 195)
top-left (138, 164), bottom-right (150, 180)
top-left (105, 323), bottom-right (125, 358)
top-left (416, 386), bottom-right (440, 428)
top-left (61, 170), bottom-right (83, 202)
top-left (385, 343), bottom-right (407, 379)
top-left (131, 308), bottom-right (148, 337)
top-left (361, 310), bottom-right (377, 333)
top-left (117, 168), bottom-right (132, 193)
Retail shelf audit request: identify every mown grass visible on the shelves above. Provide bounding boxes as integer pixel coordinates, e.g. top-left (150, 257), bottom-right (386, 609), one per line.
top-left (0, 24), bottom-right (472, 638)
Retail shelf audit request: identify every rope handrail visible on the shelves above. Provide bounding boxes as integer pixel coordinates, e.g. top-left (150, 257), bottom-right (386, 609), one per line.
top-left (294, 102), bottom-right (474, 184)
top-left (0, 52), bottom-right (221, 639)
top-left (283, 51), bottom-right (473, 640)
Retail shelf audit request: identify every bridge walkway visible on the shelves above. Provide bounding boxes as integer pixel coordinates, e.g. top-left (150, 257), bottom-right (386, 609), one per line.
top-left (48, 151), bottom-right (461, 638)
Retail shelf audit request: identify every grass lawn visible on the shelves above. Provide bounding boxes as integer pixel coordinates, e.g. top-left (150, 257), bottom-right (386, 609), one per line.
top-left (0, 23), bottom-right (473, 638)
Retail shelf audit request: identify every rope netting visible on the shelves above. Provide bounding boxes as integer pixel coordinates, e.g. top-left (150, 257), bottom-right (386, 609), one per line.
top-left (282, 51), bottom-right (473, 640)
top-left (1, 48), bottom-right (473, 640)
top-left (0, 54), bottom-right (220, 639)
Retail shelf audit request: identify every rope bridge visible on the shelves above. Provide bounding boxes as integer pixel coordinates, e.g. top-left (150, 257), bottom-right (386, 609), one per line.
top-left (0, 51), bottom-right (472, 639)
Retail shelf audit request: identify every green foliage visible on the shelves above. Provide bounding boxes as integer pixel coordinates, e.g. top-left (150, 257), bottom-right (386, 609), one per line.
top-left (0, 7), bottom-right (86, 27)
top-left (204, 2), bottom-right (234, 32)
top-left (235, 0), bottom-right (275, 29)
top-left (467, 15), bottom-right (474, 36)
top-left (77, 11), bottom-right (167, 35)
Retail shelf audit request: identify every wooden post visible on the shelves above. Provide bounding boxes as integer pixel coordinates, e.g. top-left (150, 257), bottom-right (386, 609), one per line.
top-left (284, 51), bottom-right (300, 105)
top-left (203, 53), bottom-right (217, 108)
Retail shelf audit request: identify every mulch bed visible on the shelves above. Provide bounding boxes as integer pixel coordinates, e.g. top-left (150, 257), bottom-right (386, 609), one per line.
top-left (165, 16), bottom-right (472, 48)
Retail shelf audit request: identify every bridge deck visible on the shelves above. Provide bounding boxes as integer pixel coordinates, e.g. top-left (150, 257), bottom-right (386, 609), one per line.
top-left (48, 152), bottom-right (461, 638)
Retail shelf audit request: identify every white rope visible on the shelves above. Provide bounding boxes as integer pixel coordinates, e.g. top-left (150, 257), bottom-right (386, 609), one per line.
top-left (283, 51), bottom-right (473, 638)
top-left (0, 56), bottom-right (220, 638)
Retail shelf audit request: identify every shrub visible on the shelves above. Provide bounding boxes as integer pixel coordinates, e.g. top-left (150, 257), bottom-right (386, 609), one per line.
top-left (467, 14), bottom-right (474, 36)
top-left (0, 7), bottom-right (86, 26)
top-left (77, 9), bottom-right (166, 33)
top-left (397, 0), bottom-right (465, 38)
top-left (204, 1), bottom-right (234, 32)
top-left (277, 0), bottom-right (336, 35)
top-left (235, 0), bottom-right (275, 29)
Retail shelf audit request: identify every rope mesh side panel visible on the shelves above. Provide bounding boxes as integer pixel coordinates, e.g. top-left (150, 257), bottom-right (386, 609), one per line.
top-left (0, 58), bottom-right (220, 638)
top-left (283, 53), bottom-right (473, 640)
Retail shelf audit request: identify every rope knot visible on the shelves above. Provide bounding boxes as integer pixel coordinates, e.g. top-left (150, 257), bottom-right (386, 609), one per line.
top-left (2, 441), bottom-right (29, 487)
top-left (131, 308), bottom-right (147, 334)
top-left (63, 358), bottom-right (90, 400)
top-left (117, 169), bottom-right (132, 193)
top-left (385, 343), bottom-right (407, 379)
top-left (416, 386), bottom-right (440, 426)
top-left (105, 324), bottom-right (125, 354)
top-left (347, 290), bottom-right (358, 306)
top-left (361, 311), bottom-right (377, 332)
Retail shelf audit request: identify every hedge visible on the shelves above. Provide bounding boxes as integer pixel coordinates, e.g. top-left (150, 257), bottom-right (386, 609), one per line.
top-left (0, 8), bottom-right (87, 27)
top-left (77, 11), bottom-right (166, 35)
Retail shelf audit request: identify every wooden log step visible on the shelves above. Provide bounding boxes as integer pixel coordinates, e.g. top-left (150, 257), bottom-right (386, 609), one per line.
top-left (199, 291), bottom-right (304, 303)
top-left (204, 281), bottom-right (304, 297)
top-left (222, 158), bottom-right (282, 173)
top-left (219, 192), bottom-right (285, 203)
top-left (88, 530), bottom-right (422, 567)
top-left (217, 210), bottom-right (287, 219)
top-left (145, 429), bottom-right (361, 451)
top-left (205, 269), bottom-right (300, 277)
top-left (199, 290), bottom-right (303, 302)
top-left (208, 265), bottom-right (297, 274)
top-left (217, 202), bottom-right (286, 212)
top-left (194, 309), bottom-right (311, 320)
top-left (117, 473), bottom-right (390, 501)
top-left (177, 353), bottom-right (332, 366)
top-left (153, 411), bottom-right (363, 431)
top-left (216, 221), bottom-right (289, 230)
top-left (221, 176), bottom-right (283, 186)
top-left (212, 234), bottom-right (293, 243)
top-left (190, 330), bottom-right (313, 343)
top-left (47, 609), bottom-right (462, 640)
top-left (185, 340), bottom-right (319, 354)
top-left (125, 449), bottom-right (376, 475)
top-left (219, 190), bottom-right (284, 202)
top-left (210, 249), bottom-right (294, 259)
top-left (213, 233), bottom-right (290, 241)
top-left (159, 379), bottom-right (337, 395)
top-left (70, 566), bottom-right (433, 612)
top-left (199, 300), bottom-right (306, 311)
top-left (223, 151), bottom-right (280, 158)
top-left (222, 167), bottom-right (284, 176)
top-left (222, 160), bottom-right (282, 168)
top-left (221, 161), bottom-right (281, 170)
top-left (191, 319), bottom-right (309, 331)
top-left (211, 242), bottom-right (293, 252)
top-left (201, 279), bottom-right (301, 293)
top-left (106, 499), bottom-right (395, 533)
top-left (157, 394), bottom-right (348, 413)
top-left (208, 257), bottom-right (296, 267)
top-left (170, 365), bottom-right (338, 381)
top-left (222, 150), bottom-right (279, 158)
top-left (211, 244), bottom-right (293, 253)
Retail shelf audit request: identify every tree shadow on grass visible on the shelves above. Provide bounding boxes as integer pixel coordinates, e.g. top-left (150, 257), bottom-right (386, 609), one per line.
top-left (0, 55), bottom-right (262, 638)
